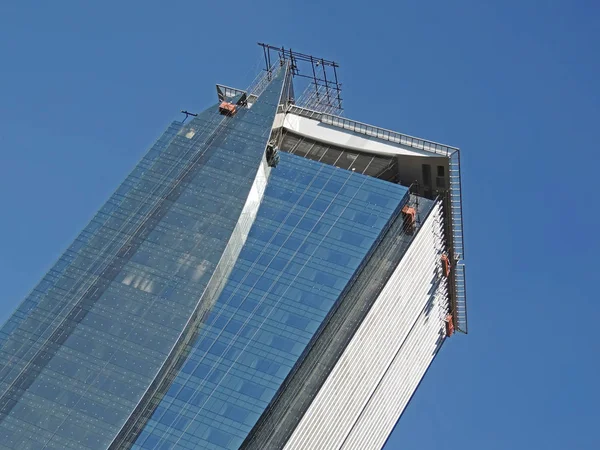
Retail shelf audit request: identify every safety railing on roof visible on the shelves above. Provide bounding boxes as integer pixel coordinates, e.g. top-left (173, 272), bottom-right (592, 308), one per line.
top-left (286, 104), bottom-right (468, 333)
top-left (288, 106), bottom-right (458, 155)
top-left (448, 151), bottom-right (467, 333)
top-left (248, 62), bottom-right (279, 98)
top-left (288, 105), bottom-right (323, 120)
top-left (320, 114), bottom-right (458, 156)
top-left (454, 263), bottom-right (468, 333)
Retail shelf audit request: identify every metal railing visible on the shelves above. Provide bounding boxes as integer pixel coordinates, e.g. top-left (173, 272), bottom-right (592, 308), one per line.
top-left (447, 151), bottom-right (467, 333)
top-left (288, 105), bottom-right (458, 156)
top-left (287, 105), bottom-right (324, 120)
top-left (320, 114), bottom-right (458, 156)
top-left (454, 263), bottom-right (468, 333)
top-left (248, 63), bottom-right (278, 98)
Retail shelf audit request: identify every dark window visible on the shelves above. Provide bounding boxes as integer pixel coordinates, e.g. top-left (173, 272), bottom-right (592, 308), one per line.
top-left (422, 164), bottom-right (432, 186)
top-left (437, 165), bottom-right (445, 177)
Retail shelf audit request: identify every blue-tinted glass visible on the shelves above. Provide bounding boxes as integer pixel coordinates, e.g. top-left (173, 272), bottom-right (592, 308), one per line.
top-left (133, 152), bottom-right (408, 449)
top-left (0, 65), bottom-right (289, 449)
top-left (0, 61), bottom-right (409, 450)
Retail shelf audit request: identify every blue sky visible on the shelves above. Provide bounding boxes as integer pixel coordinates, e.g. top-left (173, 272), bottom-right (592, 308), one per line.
top-left (0, 1), bottom-right (598, 449)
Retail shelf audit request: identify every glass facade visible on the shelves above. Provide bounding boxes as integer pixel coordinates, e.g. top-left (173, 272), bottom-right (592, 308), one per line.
top-left (0, 61), bottom-right (414, 450)
top-left (131, 152), bottom-right (408, 450)
top-left (0, 66), bottom-right (288, 450)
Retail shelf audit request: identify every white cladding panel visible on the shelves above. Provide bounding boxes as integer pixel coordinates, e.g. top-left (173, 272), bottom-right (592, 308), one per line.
top-left (340, 283), bottom-right (448, 450)
top-left (283, 113), bottom-right (438, 158)
top-left (283, 202), bottom-right (449, 450)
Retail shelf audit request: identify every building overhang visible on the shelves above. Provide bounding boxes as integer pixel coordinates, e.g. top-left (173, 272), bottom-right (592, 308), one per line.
top-left (279, 106), bottom-right (467, 334)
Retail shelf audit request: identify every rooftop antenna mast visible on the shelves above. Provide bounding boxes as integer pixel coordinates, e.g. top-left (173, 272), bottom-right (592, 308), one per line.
top-left (257, 43), bottom-right (343, 115)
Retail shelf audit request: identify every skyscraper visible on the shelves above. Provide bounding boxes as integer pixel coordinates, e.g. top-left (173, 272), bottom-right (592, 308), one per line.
top-left (0, 45), bottom-right (466, 450)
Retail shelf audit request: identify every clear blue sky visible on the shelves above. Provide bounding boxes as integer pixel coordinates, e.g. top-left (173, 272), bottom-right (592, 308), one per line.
top-left (1, 1), bottom-right (598, 449)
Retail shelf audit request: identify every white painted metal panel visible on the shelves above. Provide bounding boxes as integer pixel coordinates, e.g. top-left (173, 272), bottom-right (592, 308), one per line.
top-left (283, 202), bottom-right (449, 450)
top-left (283, 113), bottom-right (439, 158)
top-left (340, 284), bottom-right (448, 450)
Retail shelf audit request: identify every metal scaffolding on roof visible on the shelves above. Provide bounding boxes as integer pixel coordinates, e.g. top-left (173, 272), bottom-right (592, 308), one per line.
top-left (258, 43), bottom-right (343, 115)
